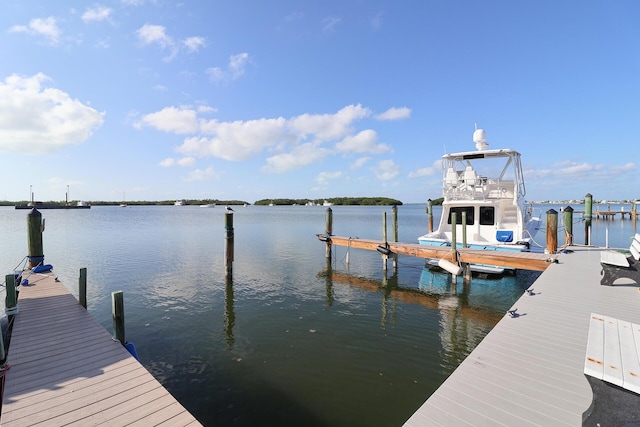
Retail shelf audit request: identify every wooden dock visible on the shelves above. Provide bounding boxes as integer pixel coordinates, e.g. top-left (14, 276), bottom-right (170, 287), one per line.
top-left (403, 246), bottom-right (640, 426)
top-left (1, 270), bottom-right (202, 426)
top-left (324, 236), bottom-right (557, 271)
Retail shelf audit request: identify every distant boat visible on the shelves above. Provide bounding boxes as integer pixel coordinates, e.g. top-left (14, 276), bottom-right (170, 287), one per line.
top-left (200, 203), bottom-right (215, 208)
top-left (323, 200), bottom-right (333, 206)
top-left (417, 126), bottom-right (541, 274)
top-left (120, 192), bottom-right (127, 207)
top-left (174, 200), bottom-right (185, 206)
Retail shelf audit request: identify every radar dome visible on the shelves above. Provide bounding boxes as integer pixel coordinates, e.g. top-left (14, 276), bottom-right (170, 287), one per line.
top-left (472, 128), bottom-right (488, 151)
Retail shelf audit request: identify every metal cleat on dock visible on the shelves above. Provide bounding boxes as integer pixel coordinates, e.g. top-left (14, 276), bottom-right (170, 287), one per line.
top-left (508, 308), bottom-right (519, 318)
top-left (525, 288), bottom-right (535, 295)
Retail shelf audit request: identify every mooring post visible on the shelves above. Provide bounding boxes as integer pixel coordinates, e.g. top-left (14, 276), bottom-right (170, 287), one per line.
top-left (27, 208), bottom-right (44, 269)
top-left (225, 211), bottom-right (234, 279)
top-left (79, 267), bottom-right (87, 309)
top-left (112, 290), bottom-right (125, 346)
top-left (461, 211), bottom-right (467, 248)
top-left (563, 206), bottom-right (574, 246)
top-left (546, 209), bottom-right (558, 254)
top-left (382, 212), bottom-right (388, 271)
top-left (451, 212), bottom-right (458, 284)
top-left (427, 199), bottom-right (433, 233)
top-left (584, 193), bottom-right (592, 245)
top-left (325, 207), bottom-right (333, 259)
top-left (5, 274), bottom-right (18, 315)
top-left (392, 205), bottom-right (398, 270)
top-left (633, 202), bottom-right (637, 221)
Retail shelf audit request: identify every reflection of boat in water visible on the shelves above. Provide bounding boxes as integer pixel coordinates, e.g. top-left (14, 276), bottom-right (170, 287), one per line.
top-left (418, 264), bottom-right (539, 313)
top-left (418, 125), bottom-right (541, 274)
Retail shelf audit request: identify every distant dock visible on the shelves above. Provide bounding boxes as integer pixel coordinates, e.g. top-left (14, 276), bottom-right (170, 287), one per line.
top-left (1, 270), bottom-right (202, 426)
top-left (404, 246), bottom-right (640, 426)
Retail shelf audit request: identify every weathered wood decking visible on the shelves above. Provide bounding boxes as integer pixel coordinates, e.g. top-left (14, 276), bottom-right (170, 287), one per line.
top-left (1, 271), bottom-right (202, 426)
top-left (404, 246), bottom-right (640, 426)
top-left (325, 236), bottom-right (557, 271)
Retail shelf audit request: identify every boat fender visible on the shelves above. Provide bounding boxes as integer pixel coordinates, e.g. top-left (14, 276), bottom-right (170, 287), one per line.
top-left (438, 258), bottom-right (462, 276)
top-left (32, 264), bottom-right (53, 273)
top-left (125, 341), bottom-right (140, 361)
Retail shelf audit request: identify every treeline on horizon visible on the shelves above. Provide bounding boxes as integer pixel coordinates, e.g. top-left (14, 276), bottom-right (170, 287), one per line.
top-left (254, 197), bottom-right (402, 206)
top-left (2, 197), bottom-right (403, 207)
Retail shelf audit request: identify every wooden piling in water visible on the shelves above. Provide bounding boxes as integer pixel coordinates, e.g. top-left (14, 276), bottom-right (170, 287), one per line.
top-left (325, 207), bottom-right (333, 259)
top-left (225, 211), bottom-right (234, 278)
top-left (26, 208), bottom-right (44, 269)
top-left (79, 267), bottom-right (87, 309)
top-left (563, 206), bottom-right (574, 246)
top-left (546, 209), bottom-right (558, 254)
top-left (584, 193), bottom-right (592, 245)
top-left (392, 206), bottom-right (398, 270)
top-left (382, 212), bottom-right (388, 271)
top-left (451, 212), bottom-right (458, 284)
top-left (112, 290), bottom-right (125, 346)
top-left (4, 274), bottom-right (18, 315)
top-left (427, 199), bottom-right (433, 233)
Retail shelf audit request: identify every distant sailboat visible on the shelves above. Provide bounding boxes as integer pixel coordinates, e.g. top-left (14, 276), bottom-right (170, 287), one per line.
top-left (120, 192), bottom-right (127, 207)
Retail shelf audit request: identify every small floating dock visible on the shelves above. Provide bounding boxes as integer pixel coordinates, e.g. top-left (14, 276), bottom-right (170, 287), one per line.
top-left (1, 271), bottom-right (202, 426)
top-left (404, 246), bottom-right (640, 426)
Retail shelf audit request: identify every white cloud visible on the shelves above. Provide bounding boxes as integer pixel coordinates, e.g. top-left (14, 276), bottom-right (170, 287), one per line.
top-left (408, 160), bottom-right (441, 178)
top-left (159, 157), bottom-right (195, 167)
top-left (136, 23), bottom-right (178, 61)
top-left (82, 5), bottom-right (113, 23)
top-left (316, 171), bottom-right (343, 185)
top-left (262, 143), bottom-right (328, 173)
top-left (0, 73), bottom-right (104, 155)
top-left (372, 159), bottom-right (401, 181)
top-left (207, 53), bottom-right (251, 82)
top-left (136, 106), bottom-right (199, 134)
top-left (10, 17), bottom-right (61, 45)
top-left (376, 107), bottom-right (411, 121)
top-left (322, 16), bottom-right (341, 33)
top-left (610, 162), bottom-right (636, 172)
top-left (183, 36), bottom-right (206, 53)
top-left (185, 167), bottom-right (221, 182)
top-left (350, 157), bottom-right (370, 169)
top-left (137, 103), bottom-right (400, 173)
top-left (335, 129), bottom-right (391, 154)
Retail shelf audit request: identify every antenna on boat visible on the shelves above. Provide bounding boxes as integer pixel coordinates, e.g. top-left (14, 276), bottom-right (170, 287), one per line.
top-left (472, 123), bottom-right (489, 151)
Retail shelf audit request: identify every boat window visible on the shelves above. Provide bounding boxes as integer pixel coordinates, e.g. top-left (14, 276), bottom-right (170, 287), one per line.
top-left (448, 207), bottom-right (474, 225)
top-left (479, 207), bottom-right (495, 225)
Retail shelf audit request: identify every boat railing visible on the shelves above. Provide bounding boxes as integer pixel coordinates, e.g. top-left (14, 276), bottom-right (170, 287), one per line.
top-left (444, 175), bottom-right (516, 201)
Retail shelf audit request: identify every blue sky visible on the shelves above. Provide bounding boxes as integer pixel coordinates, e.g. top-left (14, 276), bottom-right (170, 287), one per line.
top-left (1, 1), bottom-right (638, 203)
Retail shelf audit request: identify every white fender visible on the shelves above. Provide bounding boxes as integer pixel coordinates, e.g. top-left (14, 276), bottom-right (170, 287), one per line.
top-left (438, 258), bottom-right (462, 276)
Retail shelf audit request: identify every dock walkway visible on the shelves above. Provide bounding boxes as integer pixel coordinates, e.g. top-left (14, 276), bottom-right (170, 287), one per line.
top-left (404, 246), bottom-right (640, 426)
top-left (1, 271), bottom-right (202, 426)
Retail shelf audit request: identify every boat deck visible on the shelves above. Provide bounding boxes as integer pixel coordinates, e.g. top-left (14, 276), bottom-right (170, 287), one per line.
top-left (1, 271), bottom-right (202, 426)
top-left (404, 246), bottom-right (640, 426)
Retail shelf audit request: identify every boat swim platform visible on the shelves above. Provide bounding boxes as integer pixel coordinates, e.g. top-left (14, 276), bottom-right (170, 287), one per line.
top-left (324, 236), bottom-right (557, 271)
top-left (1, 271), bottom-right (202, 426)
top-left (404, 246), bottom-right (640, 426)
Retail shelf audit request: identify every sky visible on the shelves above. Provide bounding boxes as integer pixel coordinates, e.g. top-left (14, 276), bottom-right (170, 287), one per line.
top-left (0, 1), bottom-right (639, 204)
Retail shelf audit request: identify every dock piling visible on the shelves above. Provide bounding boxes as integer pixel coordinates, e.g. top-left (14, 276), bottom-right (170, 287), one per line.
top-left (392, 206), bottom-right (398, 270)
top-left (26, 208), bottom-right (44, 269)
top-left (546, 209), bottom-right (558, 254)
top-left (112, 290), bottom-right (125, 346)
top-left (382, 212), bottom-right (388, 271)
top-left (584, 193), bottom-right (593, 245)
top-left (325, 207), bottom-right (333, 259)
top-left (563, 206), bottom-right (574, 246)
top-left (225, 211), bottom-right (234, 279)
top-left (4, 274), bottom-right (18, 316)
top-left (427, 199), bottom-right (433, 233)
top-left (79, 267), bottom-right (87, 309)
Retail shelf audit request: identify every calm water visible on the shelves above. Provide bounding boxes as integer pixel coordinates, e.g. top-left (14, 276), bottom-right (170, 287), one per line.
top-left (0, 203), bottom-right (636, 426)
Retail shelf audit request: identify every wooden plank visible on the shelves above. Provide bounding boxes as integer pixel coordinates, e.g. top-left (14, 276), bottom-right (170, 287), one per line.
top-left (326, 236), bottom-right (555, 271)
top-left (619, 319), bottom-right (640, 394)
top-left (584, 314), bottom-right (605, 379)
top-left (603, 315), bottom-right (624, 387)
